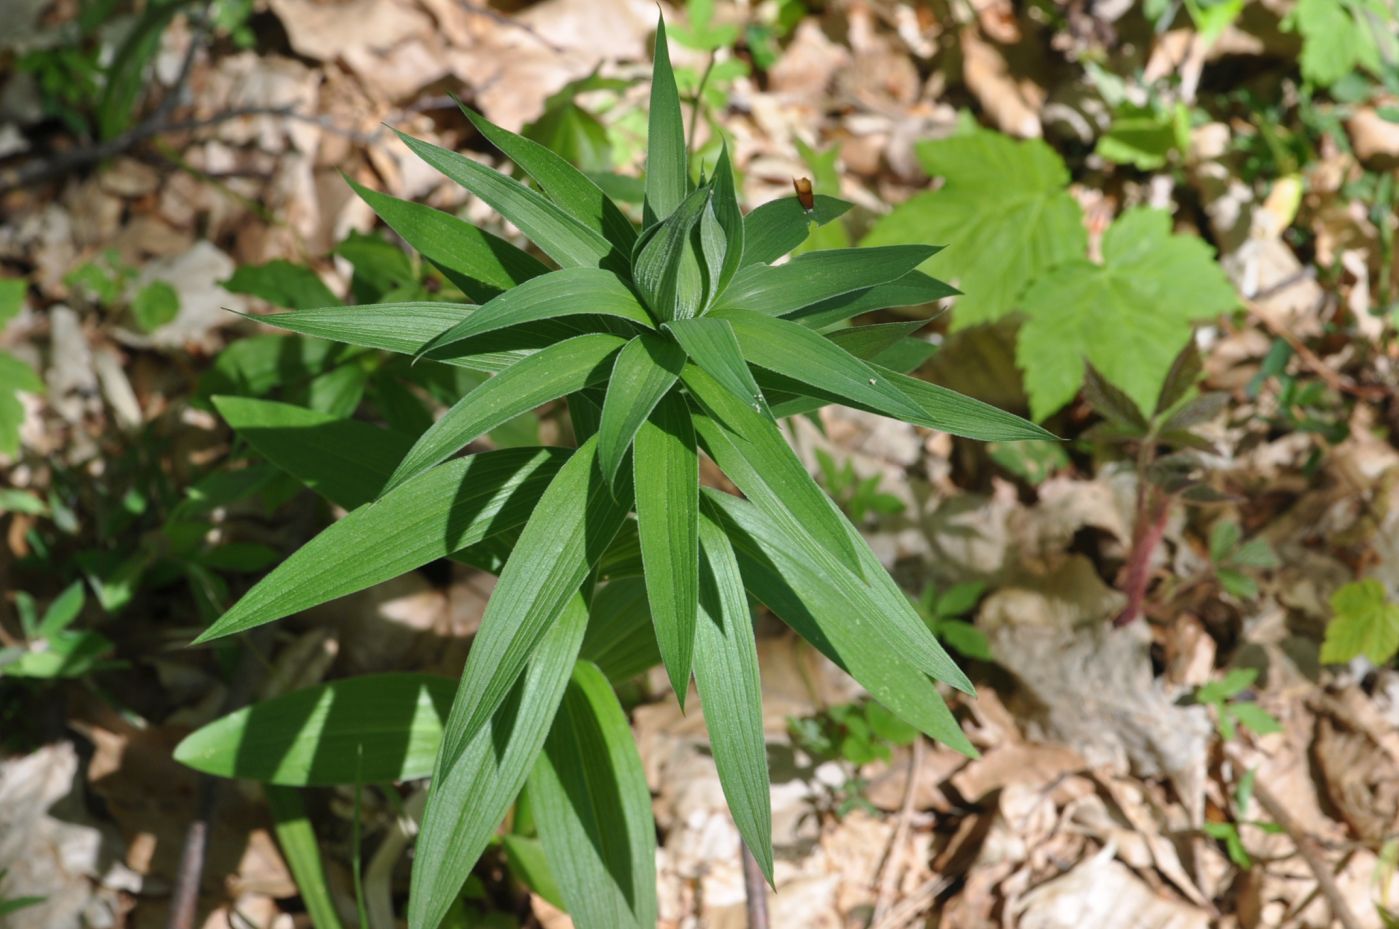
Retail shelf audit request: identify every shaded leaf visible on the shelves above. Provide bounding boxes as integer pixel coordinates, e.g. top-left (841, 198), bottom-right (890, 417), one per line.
top-left (716, 246), bottom-right (938, 318)
top-left (741, 195), bottom-right (852, 267)
top-left (597, 334), bottom-right (686, 484)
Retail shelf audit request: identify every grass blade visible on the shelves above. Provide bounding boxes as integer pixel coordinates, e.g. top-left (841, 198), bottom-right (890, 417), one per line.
top-left (716, 245), bottom-right (938, 318)
top-left (597, 334), bottom-right (686, 484)
top-left (634, 390), bottom-right (700, 705)
top-left (530, 661), bottom-right (659, 929)
top-left (644, 12), bottom-right (688, 227)
top-left (693, 514), bottom-right (772, 882)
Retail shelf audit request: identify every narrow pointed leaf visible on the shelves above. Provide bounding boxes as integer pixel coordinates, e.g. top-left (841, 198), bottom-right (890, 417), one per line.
top-left (823, 320), bottom-right (929, 359)
top-left (787, 270), bottom-right (958, 330)
top-left (385, 333), bottom-right (626, 492)
top-left (174, 673), bottom-right (454, 785)
top-left (634, 390), bottom-right (700, 704)
top-left (416, 269), bottom-right (650, 360)
top-left (741, 195), bottom-right (852, 267)
top-left (266, 787), bottom-right (347, 929)
top-left (704, 490), bottom-right (976, 754)
top-left (395, 129), bottom-right (624, 271)
top-left (632, 185), bottom-right (710, 322)
top-left (348, 177), bottom-right (547, 302)
top-left (664, 317), bottom-right (768, 415)
top-left (530, 661), bottom-right (659, 929)
top-left (644, 13), bottom-right (688, 226)
top-left (459, 103), bottom-right (636, 251)
top-left (693, 515), bottom-right (772, 881)
top-left (597, 334), bottom-right (686, 484)
top-left (717, 245), bottom-right (939, 317)
top-left (718, 309), bottom-right (927, 421)
top-left (437, 437), bottom-right (631, 766)
top-left (878, 366), bottom-right (1057, 441)
top-left (681, 363), bottom-right (862, 572)
top-left (580, 577), bottom-right (662, 682)
top-left (192, 447), bottom-right (568, 642)
top-left (709, 144), bottom-right (744, 298)
top-left (409, 595), bottom-right (588, 929)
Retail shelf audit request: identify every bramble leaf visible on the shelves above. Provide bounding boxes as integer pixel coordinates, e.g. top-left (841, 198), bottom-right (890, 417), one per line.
top-left (1320, 580), bottom-right (1399, 665)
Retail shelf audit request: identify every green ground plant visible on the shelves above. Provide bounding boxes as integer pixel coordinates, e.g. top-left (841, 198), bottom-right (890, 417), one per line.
top-left (174, 17), bottom-right (1052, 929)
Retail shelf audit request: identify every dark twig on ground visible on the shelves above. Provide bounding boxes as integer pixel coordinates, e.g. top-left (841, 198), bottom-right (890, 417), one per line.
top-left (1251, 779), bottom-right (1365, 929)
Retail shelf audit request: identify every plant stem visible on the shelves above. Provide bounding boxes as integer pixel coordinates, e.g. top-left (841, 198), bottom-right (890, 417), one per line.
top-left (1114, 488), bottom-right (1171, 627)
top-left (687, 54), bottom-right (717, 160)
top-left (742, 841), bottom-right (770, 929)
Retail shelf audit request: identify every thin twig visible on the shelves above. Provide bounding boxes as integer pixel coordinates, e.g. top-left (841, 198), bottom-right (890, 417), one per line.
top-left (742, 842), bottom-right (770, 929)
top-left (1244, 297), bottom-right (1384, 401)
top-left (1251, 779), bottom-right (1365, 929)
top-left (871, 738), bottom-right (923, 925)
top-left (869, 876), bottom-right (952, 929)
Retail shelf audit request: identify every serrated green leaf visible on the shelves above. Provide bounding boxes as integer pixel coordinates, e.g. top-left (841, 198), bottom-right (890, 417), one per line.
top-left (1095, 103), bottom-right (1179, 170)
top-left (384, 334), bottom-right (626, 492)
top-left (1226, 702), bottom-right (1282, 736)
top-left (864, 129), bottom-right (1086, 328)
top-left (193, 447), bottom-right (568, 642)
top-left (1016, 208), bottom-right (1236, 419)
top-left (223, 260), bottom-right (342, 311)
top-left (347, 177), bottom-right (548, 302)
top-left (704, 491), bottom-right (975, 754)
top-left (459, 103), bottom-right (636, 251)
top-left (436, 438), bottom-right (631, 768)
top-left (0, 351), bottom-right (42, 457)
top-left (580, 577), bottom-right (661, 682)
top-left (664, 317), bottom-right (768, 415)
top-left (395, 130), bottom-right (624, 272)
top-left (789, 271), bottom-right (958, 330)
top-left (742, 195), bottom-right (852, 267)
top-left (716, 246), bottom-right (938, 318)
top-left (598, 335), bottom-right (686, 484)
top-left (530, 660), bottom-right (658, 929)
top-left (718, 309), bottom-right (927, 422)
top-left (645, 13), bottom-right (688, 227)
top-left (415, 269), bottom-right (650, 360)
top-left (1290, 0), bottom-right (1387, 86)
top-left (409, 595), bottom-right (588, 929)
top-left (693, 514), bottom-right (772, 882)
top-left (634, 390), bottom-right (700, 704)
top-left (633, 185), bottom-right (711, 321)
top-left (1320, 579), bottom-right (1399, 665)
top-left (174, 673), bottom-right (453, 784)
top-left (682, 363), bottom-right (862, 572)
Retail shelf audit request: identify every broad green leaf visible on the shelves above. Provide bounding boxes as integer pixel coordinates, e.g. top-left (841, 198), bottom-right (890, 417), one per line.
top-left (193, 448), bottom-right (568, 642)
top-left (597, 334), bottom-right (686, 484)
top-left (1095, 103), bottom-right (1181, 171)
top-left (1290, 0), bottom-right (1388, 86)
top-left (663, 317), bottom-right (768, 415)
top-left (864, 129), bottom-right (1086, 328)
top-left (395, 130), bottom-right (624, 272)
top-left (693, 515), bottom-right (772, 881)
top-left (709, 144), bottom-right (744, 298)
top-left (266, 787), bottom-right (346, 929)
top-left (718, 309), bottom-right (927, 422)
top-left (704, 490), bottom-right (976, 755)
top-left (0, 277), bottom-right (27, 326)
top-left (410, 595), bottom-right (588, 929)
top-left (437, 438), bottom-right (631, 765)
top-left (632, 185), bottom-right (711, 322)
top-left (1016, 208), bottom-right (1236, 419)
top-left (682, 363), bottom-right (862, 572)
top-left (741, 195), bottom-right (852, 267)
top-left (0, 352), bottom-right (42, 457)
top-left (715, 246), bottom-right (938, 318)
top-left (644, 13), bottom-right (688, 227)
top-left (580, 577), bottom-right (662, 682)
top-left (223, 260), bottom-right (341, 311)
top-left (175, 673), bottom-right (452, 784)
top-left (459, 104), bottom-right (636, 251)
top-left (384, 334), bottom-right (627, 492)
top-left (1320, 580), bottom-right (1399, 665)
top-left (348, 177), bottom-right (548, 302)
top-left (634, 390), bottom-right (700, 704)
top-left (530, 661), bottom-right (658, 929)
top-left (787, 270), bottom-right (958, 330)
top-left (131, 281), bottom-right (180, 331)
top-left (415, 269), bottom-right (651, 360)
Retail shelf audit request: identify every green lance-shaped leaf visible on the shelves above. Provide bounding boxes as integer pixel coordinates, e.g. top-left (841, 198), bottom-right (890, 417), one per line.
top-left (415, 269), bottom-right (651, 361)
top-left (192, 447), bottom-right (568, 642)
top-left (717, 309), bottom-right (927, 422)
top-left (875, 365), bottom-right (1057, 442)
top-left (716, 245), bottom-right (939, 317)
top-left (786, 270), bottom-right (959, 330)
top-left (823, 320), bottom-right (929, 360)
top-left (530, 661), bottom-right (659, 929)
top-left (708, 143), bottom-right (745, 299)
top-left (741, 195), bottom-right (852, 267)
top-left (436, 437), bottom-right (632, 767)
top-left (682, 363), bottom-right (862, 573)
top-left (347, 177), bottom-right (548, 302)
top-left (385, 333), bottom-right (627, 493)
top-left (580, 577), bottom-right (662, 682)
top-left (596, 334), bottom-right (687, 485)
top-left (266, 787), bottom-right (346, 929)
top-left (395, 129), bottom-right (626, 273)
top-left (644, 12), bottom-right (688, 227)
top-left (409, 594), bottom-right (589, 929)
top-left (458, 103), bottom-right (637, 251)
top-left (664, 316), bottom-right (769, 416)
top-left (693, 514), bottom-right (772, 882)
top-left (175, 673), bottom-right (454, 785)
top-left (634, 390), bottom-right (700, 705)
top-left (632, 185), bottom-right (711, 322)
top-left (705, 490), bottom-right (976, 754)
